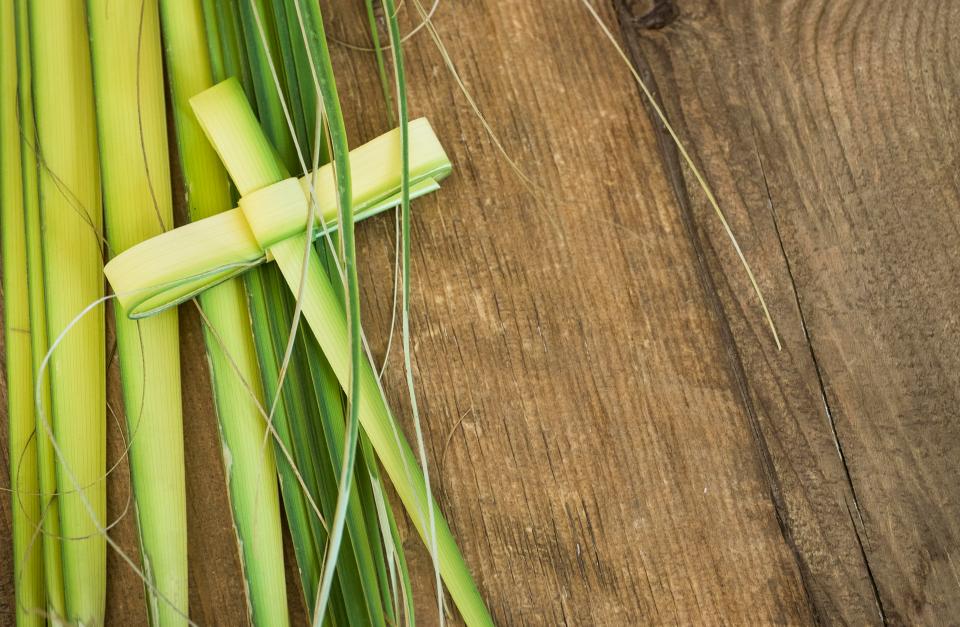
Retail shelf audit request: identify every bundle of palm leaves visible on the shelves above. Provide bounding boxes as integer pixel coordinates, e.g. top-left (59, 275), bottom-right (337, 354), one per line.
top-left (1, 1), bottom-right (489, 625)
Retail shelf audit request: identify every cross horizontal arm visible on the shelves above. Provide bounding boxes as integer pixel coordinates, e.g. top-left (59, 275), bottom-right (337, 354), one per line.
top-left (103, 107), bottom-right (450, 318)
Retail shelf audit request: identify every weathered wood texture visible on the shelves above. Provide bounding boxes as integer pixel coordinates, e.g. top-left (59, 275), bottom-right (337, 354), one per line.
top-left (615, 0), bottom-right (960, 623)
top-left (1, 0), bottom-right (957, 624)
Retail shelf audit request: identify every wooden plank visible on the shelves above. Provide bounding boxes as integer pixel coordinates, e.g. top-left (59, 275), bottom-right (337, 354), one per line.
top-left (326, 1), bottom-right (811, 623)
top-left (614, 0), bottom-right (960, 623)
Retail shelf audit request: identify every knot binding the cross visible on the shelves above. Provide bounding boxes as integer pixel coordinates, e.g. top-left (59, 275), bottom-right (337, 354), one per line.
top-left (239, 178), bottom-right (306, 249)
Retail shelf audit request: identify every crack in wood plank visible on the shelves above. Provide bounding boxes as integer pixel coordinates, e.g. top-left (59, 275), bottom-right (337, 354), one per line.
top-left (757, 139), bottom-right (887, 625)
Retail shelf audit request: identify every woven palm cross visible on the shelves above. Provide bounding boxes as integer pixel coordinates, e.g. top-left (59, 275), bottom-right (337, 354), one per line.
top-left (104, 78), bottom-right (490, 625)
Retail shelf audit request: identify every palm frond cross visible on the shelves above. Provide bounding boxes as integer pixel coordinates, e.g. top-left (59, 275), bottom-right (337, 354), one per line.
top-left (104, 78), bottom-right (492, 627)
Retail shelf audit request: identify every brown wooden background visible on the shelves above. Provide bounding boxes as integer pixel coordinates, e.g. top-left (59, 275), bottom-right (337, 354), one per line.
top-left (3, 0), bottom-right (959, 624)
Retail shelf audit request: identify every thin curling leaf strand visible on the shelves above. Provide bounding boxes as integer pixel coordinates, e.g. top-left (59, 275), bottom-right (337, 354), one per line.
top-left (579, 0), bottom-right (781, 349)
top-left (284, 3), bottom-right (364, 623)
top-left (381, 1), bottom-right (445, 624)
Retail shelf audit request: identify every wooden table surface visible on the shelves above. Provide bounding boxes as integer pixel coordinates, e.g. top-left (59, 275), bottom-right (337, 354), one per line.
top-left (2, 0), bottom-right (958, 624)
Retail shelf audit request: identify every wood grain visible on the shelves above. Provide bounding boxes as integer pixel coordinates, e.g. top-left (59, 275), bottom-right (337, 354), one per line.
top-left (1, 0), bottom-right (957, 624)
top-left (615, 0), bottom-right (960, 623)
top-left (333, 1), bottom-right (809, 623)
